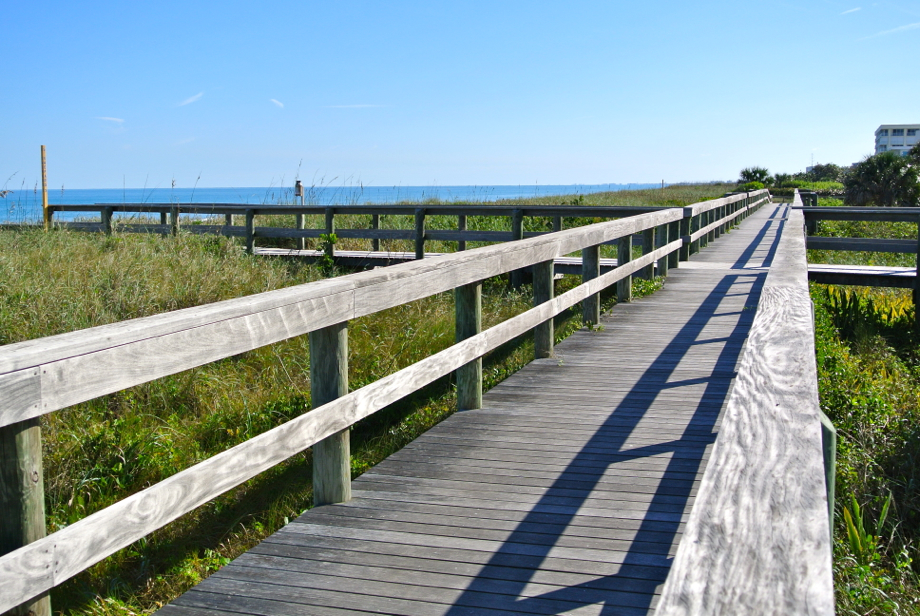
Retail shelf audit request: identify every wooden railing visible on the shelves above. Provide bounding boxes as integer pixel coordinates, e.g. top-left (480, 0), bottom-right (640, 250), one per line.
top-left (658, 191), bottom-right (836, 614)
top-left (0, 191), bottom-right (769, 614)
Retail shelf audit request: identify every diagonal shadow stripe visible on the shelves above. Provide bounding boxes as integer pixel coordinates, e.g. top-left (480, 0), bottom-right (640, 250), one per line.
top-left (443, 210), bottom-right (784, 615)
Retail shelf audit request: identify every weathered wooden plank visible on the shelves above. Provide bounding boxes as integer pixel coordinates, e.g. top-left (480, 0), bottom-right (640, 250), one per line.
top-left (806, 236), bottom-right (917, 253)
top-left (656, 200), bottom-right (834, 616)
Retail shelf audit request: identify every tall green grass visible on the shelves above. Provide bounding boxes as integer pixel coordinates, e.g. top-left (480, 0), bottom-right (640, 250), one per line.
top-left (0, 183), bottom-right (722, 614)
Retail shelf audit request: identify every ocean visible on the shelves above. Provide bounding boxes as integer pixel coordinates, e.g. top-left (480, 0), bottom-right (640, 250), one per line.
top-left (0, 184), bottom-right (656, 223)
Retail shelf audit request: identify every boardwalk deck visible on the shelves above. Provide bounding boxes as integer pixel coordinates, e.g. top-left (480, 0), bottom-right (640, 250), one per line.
top-left (157, 203), bottom-right (788, 616)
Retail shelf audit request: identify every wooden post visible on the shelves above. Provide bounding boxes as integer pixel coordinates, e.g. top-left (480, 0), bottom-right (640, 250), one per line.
top-left (534, 260), bottom-right (554, 358)
top-left (414, 208), bottom-right (426, 260)
top-left (170, 207), bottom-right (179, 236)
top-left (690, 214), bottom-right (701, 255)
top-left (245, 209), bottom-right (255, 254)
top-left (0, 418), bottom-right (51, 616)
top-left (161, 211), bottom-right (169, 226)
top-left (617, 235), bottom-right (632, 303)
top-left (582, 244), bottom-right (601, 325)
top-left (371, 214), bottom-right (380, 252)
top-left (640, 227), bottom-right (654, 280)
top-left (656, 223), bottom-right (669, 277)
top-left (679, 212), bottom-right (691, 262)
top-left (295, 180), bottom-right (305, 251)
top-left (707, 208), bottom-right (716, 243)
top-left (324, 208), bottom-right (335, 261)
top-left (819, 411), bottom-right (837, 542)
top-left (457, 214), bottom-right (467, 252)
top-left (553, 215), bottom-right (562, 233)
top-left (41, 146), bottom-right (50, 231)
top-left (510, 209), bottom-right (525, 288)
top-left (310, 322), bottom-right (350, 506)
top-left (223, 213), bottom-right (232, 227)
top-left (101, 207), bottom-right (113, 235)
top-left (668, 220), bottom-right (680, 269)
top-left (714, 206), bottom-right (723, 238)
top-left (455, 282), bottom-right (482, 411)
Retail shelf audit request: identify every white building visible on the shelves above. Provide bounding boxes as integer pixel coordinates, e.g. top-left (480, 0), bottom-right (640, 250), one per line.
top-left (875, 124), bottom-right (920, 156)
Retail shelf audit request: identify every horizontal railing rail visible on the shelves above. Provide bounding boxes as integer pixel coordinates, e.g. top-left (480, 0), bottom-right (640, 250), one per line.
top-left (0, 191), bottom-right (770, 613)
top-left (658, 192), bottom-right (835, 614)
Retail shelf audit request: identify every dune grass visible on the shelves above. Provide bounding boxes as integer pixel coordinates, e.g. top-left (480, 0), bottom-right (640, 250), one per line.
top-left (0, 184), bottom-right (724, 615)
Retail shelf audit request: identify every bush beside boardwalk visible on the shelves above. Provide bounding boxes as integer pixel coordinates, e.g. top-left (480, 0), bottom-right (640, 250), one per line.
top-left (0, 183), bottom-right (728, 615)
top-left (807, 197), bottom-right (920, 613)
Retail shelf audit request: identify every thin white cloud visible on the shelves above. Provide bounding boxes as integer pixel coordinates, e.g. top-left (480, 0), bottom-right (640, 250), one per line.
top-left (270, 99), bottom-right (284, 108)
top-left (861, 21), bottom-right (920, 39)
top-left (841, 7), bottom-right (861, 14)
top-left (178, 92), bottom-right (204, 106)
top-left (326, 104), bottom-right (383, 109)
top-left (96, 116), bottom-right (124, 123)
top-left (175, 137), bottom-right (195, 145)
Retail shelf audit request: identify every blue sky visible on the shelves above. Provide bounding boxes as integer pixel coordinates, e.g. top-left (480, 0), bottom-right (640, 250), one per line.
top-left (2, 0), bottom-right (918, 190)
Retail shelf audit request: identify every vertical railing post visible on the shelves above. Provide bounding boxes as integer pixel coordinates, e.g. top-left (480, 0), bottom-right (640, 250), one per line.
top-left (310, 322), bottom-right (351, 506)
top-left (223, 213), bottom-right (232, 228)
top-left (170, 207), bottom-right (179, 236)
top-left (640, 227), bottom-right (654, 279)
top-left (510, 209), bottom-right (525, 288)
top-left (245, 209), bottom-right (255, 254)
top-left (707, 208), bottom-right (716, 243)
top-left (553, 215), bottom-right (562, 233)
top-left (534, 260), bottom-right (554, 358)
top-left (324, 208), bottom-right (335, 261)
top-left (0, 418), bottom-right (51, 616)
top-left (101, 207), bottom-right (113, 235)
top-left (819, 411), bottom-right (837, 543)
top-left (617, 235), bottom-right (632, 303)
top-left (582, 244), bottom-right (600, 326)
top-left (457, 214), bottom-right (467, 252)
top-left (455, 282), bottom-right (482, 410)
top-left (714, 205), bottom-right (723, 238)
top-left (161, 211), bottom-right (169, 226)
top-left (655, 223), bottom-right (669, 277)
top-left (371, 214), bottom-right (380, 252)
top-left (690, 213), bottom-right (701, 255)
top-left (668, 220), bottom-right (680, 269)
top-left (414, 208), bottom-right (426, 260)
top-left (679, 209), bottom-right (691, 262)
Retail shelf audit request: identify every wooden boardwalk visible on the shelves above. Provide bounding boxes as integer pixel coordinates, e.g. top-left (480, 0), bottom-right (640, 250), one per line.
top-left (157, 203), bottom-right (789, 616)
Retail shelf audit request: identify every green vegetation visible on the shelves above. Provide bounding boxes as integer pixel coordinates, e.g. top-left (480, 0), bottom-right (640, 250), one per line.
top-left (0, 184), bottom-right (725, 615)
top-left (808, 195), bottom-right (920, 612)
top-left (844, 152), bottom-right (920, 208)
top-left (739, 166), bottom-right (771, 185)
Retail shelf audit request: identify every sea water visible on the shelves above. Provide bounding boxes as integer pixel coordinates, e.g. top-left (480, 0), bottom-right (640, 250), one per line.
top-left (0, 184), bottom-right (656, 223)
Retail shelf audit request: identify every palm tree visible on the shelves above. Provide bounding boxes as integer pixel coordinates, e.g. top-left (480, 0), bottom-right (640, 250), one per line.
top-left (843, 152), bottom-right (920, 207)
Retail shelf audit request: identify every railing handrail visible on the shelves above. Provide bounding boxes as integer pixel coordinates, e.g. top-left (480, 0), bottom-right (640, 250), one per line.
top-left (657, 192), bottom-right (835, 614)
top-left (0, 191), bottom-right (770, 613)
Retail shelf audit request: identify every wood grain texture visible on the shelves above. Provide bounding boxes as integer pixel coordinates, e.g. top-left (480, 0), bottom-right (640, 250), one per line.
top-left (656, 199), bottom-right (834, 616)
top-left (310, 323), bottom-right (351, 506)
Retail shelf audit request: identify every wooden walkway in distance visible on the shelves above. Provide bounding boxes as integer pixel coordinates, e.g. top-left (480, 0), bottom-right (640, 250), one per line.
top-left (158, 202), bottom-right (789, 616)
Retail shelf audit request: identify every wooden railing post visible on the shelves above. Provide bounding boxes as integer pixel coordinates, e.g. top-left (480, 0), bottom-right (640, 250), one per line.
top-left (655, 223), bottom-right (669, 277)
top-left (690, 214), bottom-right (701, 255)
top-left (617, 235), bottom-right (632, 303)
top-left (310, 322), bottom-right (350, 506)
top-left (668, 220), bottom-right (680, 269)
top-left (679, 211), bottom-right (691, 261)
top-left (170, 207), bottom-right (180, 237)
top-left (324, 208), bottom-right (335, 261)
top-left (582, 244), bottom-right (600, 326)
top-left (296, 213), bottom-right (306, 251)
top-left (414, 208), bottom-right (426, 260)
top-left (457, 214), bottom-right (467, 252)
top-left (161, 211), bottom-right (169, 226)
top-left (455, 282), bottom-right (482, 410)
top-left (101, 207), bottom-right (113, 235)
top-left (0, 418), bottom-right (51, 616)
top-left (819, 411), bottom-right (837, 542)
top-left (371, 214), bottom-right (380, 251)
top-left (640, 227), bottom-right (654, 280)
top-left (223, 213), bottom-right (232, 228)
top-left (707, 208), bottom-right (716, 243)
top-left (553, 216), bottom-right (562, 233)
top-left (534, 260), bottom-right (554, 358)
top-left (510, 209), bottom-right (525, 288)
top-left (245, 209), bottom-right (255, 254)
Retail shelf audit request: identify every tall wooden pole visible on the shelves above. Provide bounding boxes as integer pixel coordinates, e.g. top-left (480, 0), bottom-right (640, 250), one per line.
top-left (41, 146), bottom-right (50, 231)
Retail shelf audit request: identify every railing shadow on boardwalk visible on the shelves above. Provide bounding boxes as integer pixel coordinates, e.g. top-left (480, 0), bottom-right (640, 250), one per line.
top-left (444, 207), bottom-right (787, 615)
